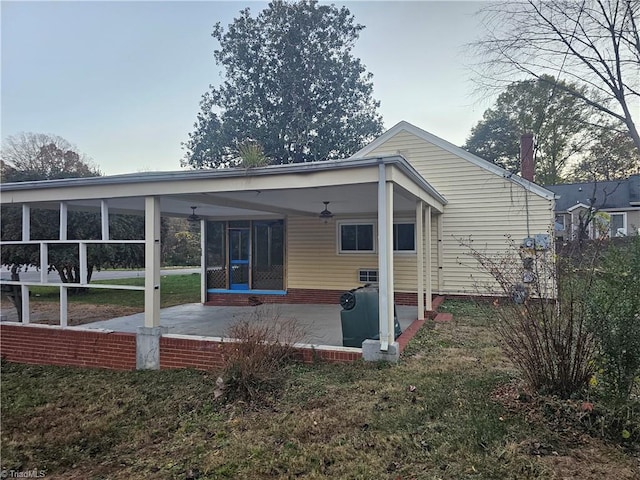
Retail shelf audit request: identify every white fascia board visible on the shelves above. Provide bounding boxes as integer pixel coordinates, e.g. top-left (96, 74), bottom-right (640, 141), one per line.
top-left (593, 207), bottom-right (640, 213)
top-left (566, 203), bottom-right (592, 213)
top-left (352, 120), bottom-right (557, 202)
top-left (0, 155), bottom-right (447, 212)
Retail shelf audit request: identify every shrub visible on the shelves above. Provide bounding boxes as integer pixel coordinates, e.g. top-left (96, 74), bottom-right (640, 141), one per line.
top-left (221, 307), bottom-right (305, 402)
top-left (586, 235), bottom-right (640, 402)
top-left (461, 236), bottom-right (597, 399)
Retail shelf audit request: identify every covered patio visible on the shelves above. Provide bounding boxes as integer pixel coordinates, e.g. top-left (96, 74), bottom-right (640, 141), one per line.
top-left (83, 302), bottom-right (419, 347)
top-left (0, 155), bottom-right (446, 368)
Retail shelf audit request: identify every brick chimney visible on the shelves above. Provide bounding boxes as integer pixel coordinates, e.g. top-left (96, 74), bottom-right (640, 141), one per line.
top-left (520, 133), bottom-right (535, 182)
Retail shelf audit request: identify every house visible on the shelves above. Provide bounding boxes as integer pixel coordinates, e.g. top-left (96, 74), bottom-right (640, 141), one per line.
top-left (546, 175), bottom-right (640, 241)
top-left (0, 121), bottom-right (555, 367)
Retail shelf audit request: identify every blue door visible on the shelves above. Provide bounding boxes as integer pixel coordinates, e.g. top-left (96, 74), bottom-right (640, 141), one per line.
top-left (229, 228), bottom-right (250, 290)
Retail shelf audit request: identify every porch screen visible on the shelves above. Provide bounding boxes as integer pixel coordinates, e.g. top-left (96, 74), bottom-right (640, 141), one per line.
top-left (206, 221), bottom-right (226, 289)
top-left (252, 220), bottom-right (284, 290)
top-left (205, 220), bottom-right (284, 290)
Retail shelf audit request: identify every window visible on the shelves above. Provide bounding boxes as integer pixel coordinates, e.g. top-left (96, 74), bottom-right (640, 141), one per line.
top-left (393, 223), bottom-right (415, 251)
top-left (609, 213), bottom-right (627, 237)
top-left (554, 214), bottom-right (566, 232)
top-left (358, 269), bottom-right (378, 283)
top-left (339, 223), bottom-right (374, 252)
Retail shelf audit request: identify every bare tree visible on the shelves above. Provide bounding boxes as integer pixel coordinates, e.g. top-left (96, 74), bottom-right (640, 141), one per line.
top-left (1, 132), bottom-right (100, 181)
top-left (472, 0), bottom-right (640, 153)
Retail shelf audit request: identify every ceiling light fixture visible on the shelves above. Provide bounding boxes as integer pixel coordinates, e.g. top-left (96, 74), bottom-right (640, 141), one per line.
top-left (187, 206), bottom-right (201, 222)
top-left (319, 201), bottom-right (334, 223)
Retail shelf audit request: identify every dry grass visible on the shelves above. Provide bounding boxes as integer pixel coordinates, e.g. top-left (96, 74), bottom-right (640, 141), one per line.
top-left (2, 299), bottom-right (639, 479)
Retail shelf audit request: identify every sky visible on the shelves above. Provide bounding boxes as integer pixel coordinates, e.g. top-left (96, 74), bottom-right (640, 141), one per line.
top-left (1, 1), bottom-right (491, 175)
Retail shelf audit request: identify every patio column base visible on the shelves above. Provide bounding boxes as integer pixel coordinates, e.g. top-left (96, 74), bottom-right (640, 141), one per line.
top-left (362, 340), bottom-right (400, 363)
top-left (136, 326), bottom-right (168, 370)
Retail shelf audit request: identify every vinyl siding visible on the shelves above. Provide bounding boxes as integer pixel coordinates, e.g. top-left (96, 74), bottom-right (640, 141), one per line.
top-left (366, 130), bottom-right (555, 295)
top-left (286, 215), bottom-right (421, 292)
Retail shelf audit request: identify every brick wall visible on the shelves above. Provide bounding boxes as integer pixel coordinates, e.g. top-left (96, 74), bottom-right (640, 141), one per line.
top-left (207, 289), bottom-right (425, 307)
top-left (0, 317), bottom-right (425, 372)
top-left (0, 324), bottom-right (362, 371)
top-left (160, 336), bottom-right (230, 370)
top-left (0, 324), bottom-right (136, 370)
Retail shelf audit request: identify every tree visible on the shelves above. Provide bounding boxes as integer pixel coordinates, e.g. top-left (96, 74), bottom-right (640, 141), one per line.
top-left (472, 0), bottom-right (640, 154)
top-left (464, 76), bottom-right (593, 184)
top-left (161, 217), bottom-right (201, 266)
top-left (1, 133), bottom-right (144, 295)
top-left (182, 0), bottom-right (383, 168)
top-left (568, 125), bottom-right (640, 181)
top-left (1, 132), bottom-right (100, 180)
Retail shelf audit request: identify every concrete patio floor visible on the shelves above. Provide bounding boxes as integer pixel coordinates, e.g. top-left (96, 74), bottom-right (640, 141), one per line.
top-left (84, 303), bottom-right (419, 348)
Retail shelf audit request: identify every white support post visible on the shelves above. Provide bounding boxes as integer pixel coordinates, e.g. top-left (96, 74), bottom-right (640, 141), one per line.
top-left (101, 200), bottom-right (109, 240)
top-left (40, 243), bottom-right (48, 284)
top-left (59, 202), bottom-right (68, 240)
top-left (416, 202), bottom-right (425, 320)
top-left (144, 196), bottom-right (161, 328)
top-left (60, 286), bottom-right (68, 327)
top-left (385, 181), bottom-right (395, 346)
top-left (79, 242), bottom-right (88, 284)
top-left (436, 214), bottom-right (444, 292)
top-left (377, 164), bottom-right (395, 351)
top-left (21, 285), bottom-right (30, 324)
top-left (22, 205), bottom-right (30, 241)
top-left (425, 206), bottom-right (433, 311)
top-left (200, 218), bottom-right (207, 304)
top-left (378, 164), bottom-right (390, 351)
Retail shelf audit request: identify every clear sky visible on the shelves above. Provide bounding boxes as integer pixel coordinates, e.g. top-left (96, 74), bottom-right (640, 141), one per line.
top-left (1, 1), bottom-right (490, 175)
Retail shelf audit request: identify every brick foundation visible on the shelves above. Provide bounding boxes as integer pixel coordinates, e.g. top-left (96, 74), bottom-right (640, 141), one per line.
top-left (0, 324), bottom-right (136, 370)
top-left (206, 288), bottom-right (343, 306)
top-left (207, 289), bottom-right (429, 307)
top-left (0, 324), bottom-right (363, 371)
top-left (0, 313), bottom-right (428, 371)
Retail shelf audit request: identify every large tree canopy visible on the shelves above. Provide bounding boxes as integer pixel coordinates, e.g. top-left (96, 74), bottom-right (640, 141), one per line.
top-left (464, 76), bottom-right (592, 184)
top-left (182, 0), bottom-right (383, 168)
top-left (568, 125), bottom-right (640, 181)
top-left (471, 0), bottom-right (640, 154)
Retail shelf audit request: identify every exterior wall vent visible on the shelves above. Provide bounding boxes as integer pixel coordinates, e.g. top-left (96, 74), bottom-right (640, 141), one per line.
top-left (358, 269), bottom-right (378, 283)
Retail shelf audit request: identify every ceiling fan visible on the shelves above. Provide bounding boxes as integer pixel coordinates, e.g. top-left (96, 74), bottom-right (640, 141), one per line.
top-left (187, 206), bottom-right (201, 222)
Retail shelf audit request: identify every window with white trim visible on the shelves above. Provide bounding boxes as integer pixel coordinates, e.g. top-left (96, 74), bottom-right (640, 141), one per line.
top-left (393, 223), bottom-right (416, 252)
top-left (339, 223), bottom-right (375, 252)
top-left (609, 212), bottom-right (627, 237)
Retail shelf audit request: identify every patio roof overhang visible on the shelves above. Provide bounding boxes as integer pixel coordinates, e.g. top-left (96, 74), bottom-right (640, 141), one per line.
top-left (0, 155), bottom-right (446, 218)
top-left (1, 155), bottom-right (445, 365)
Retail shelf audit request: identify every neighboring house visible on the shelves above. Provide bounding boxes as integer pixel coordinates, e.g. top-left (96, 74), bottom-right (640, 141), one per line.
top-left (0, 121), bottom-right (554, 364)
top-left (546, 175), bottom-right (640, 241)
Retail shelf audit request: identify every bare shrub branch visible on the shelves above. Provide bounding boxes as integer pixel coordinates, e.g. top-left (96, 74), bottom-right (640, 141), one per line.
top-left (460, 236), bottom-right (598, 398)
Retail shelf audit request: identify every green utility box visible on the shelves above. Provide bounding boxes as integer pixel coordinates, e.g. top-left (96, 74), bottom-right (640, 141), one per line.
top-left (340, 286), bottom-right (402, 348)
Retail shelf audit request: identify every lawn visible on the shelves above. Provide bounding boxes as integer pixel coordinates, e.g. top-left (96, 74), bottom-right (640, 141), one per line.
top-left (0, 273), bottom-right (201, 325)
top-left (27, 272), bottom-right (201, 308)
top-left (1, 300), bottom-right (638, 479)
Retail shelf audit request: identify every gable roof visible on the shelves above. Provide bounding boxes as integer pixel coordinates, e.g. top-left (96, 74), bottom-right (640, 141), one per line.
top-left (351, 120), bottom-right (556, 201)
top-left (546, 175), bottom-right (640, 212)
